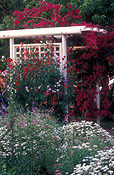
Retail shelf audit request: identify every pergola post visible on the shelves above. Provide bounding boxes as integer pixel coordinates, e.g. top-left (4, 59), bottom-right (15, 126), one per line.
top-left (62, 34), bottom-right (68, 116)
top-left (96, 82), bottom-right (100, 125)
top-left (10, 38), bottom-right (14, 59)
top-left (62, 35), bottom-right (67, 79)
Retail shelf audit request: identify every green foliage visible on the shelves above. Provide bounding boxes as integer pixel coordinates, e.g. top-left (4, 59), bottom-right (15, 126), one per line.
top-left (0, 0), bottom-right (33, 24)
top-left (45, 0), bottom-right (71, 5)
top-left (2, 41), bottom-right (67, 120)
top-left (108, 83), bottom-right (114, 115)
top-left (0, 109), bottom-right (113, 174)
top-left (0, 16), bottom-right (13, 70)
top-left (45, 0), bottom-right (114, 26)
top-left (0, 100), bottom-right (60, 174)
top-left (0, 61), bottom-right (6, 72)
top-left (76, 0), bottom-right (114, 26)
top-left (0, 0), bottom-right (35, 67)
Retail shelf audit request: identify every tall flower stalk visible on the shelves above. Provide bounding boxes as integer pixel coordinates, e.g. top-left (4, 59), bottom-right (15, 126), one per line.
top-left (2, 40), bottom-right (67, 120)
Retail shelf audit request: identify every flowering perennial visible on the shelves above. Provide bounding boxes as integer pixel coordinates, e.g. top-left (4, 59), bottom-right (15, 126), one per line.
top-left (1, 41), bottom-right (67, 119)
top-left (0, 110), bottom-right (114, 174)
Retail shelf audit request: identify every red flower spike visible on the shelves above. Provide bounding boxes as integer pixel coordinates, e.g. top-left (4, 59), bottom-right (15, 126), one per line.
top-left (64, 84), bottom-right (68, 88)
top-left (16, 82), bottom-right (19, 86)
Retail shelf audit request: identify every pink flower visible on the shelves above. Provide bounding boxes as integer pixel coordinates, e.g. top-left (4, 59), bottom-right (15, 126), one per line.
top-left (55, 170), bottom-right (60, 172)
top-left (54, 163), bottom-right (62, 166)
top-left (41, 125), bottom-right (45, 128)
top-left (23, 24), bottom-right (29, 29)
top-left (20, 121), bottom-right (25, 124)
top-left (71, 151), bottom-right (75, 153)
top-left (44, 101), bottom-right (47, 105)
top-left (51, 107), bottom-right (54, 112)
top-left (6, 122), bottom-right (10, 125)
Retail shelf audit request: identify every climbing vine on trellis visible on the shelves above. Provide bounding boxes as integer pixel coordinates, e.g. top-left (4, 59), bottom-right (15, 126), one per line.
top-left (67, 29), bottom-right (114, 121)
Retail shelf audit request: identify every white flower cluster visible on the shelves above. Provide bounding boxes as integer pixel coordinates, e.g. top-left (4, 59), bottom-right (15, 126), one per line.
top-left (55, 120), bottom-right (114, 150)
top-left (1, 114), bottom-right (114, 175)
top-left (71, 146), bottom-right (114, 175)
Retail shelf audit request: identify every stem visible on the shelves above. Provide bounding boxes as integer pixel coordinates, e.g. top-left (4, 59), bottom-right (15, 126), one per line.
top-left (31, 139), bottom-right (34, 175)
top-left (11, 114), bottom-right (14, 165)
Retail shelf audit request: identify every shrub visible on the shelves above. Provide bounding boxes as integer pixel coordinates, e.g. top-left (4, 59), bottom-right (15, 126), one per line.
top-left (2, 41), bottom-right (67, 120)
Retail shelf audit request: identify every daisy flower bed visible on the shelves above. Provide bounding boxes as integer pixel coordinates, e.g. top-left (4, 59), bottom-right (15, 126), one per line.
top-left (0, 109), bottom-right (114, 175)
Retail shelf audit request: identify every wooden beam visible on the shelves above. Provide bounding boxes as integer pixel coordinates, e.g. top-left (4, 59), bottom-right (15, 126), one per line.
top-left (69, 46), bottom-right (86, 50)
top-left (0, 26), bottom-right (86, 39)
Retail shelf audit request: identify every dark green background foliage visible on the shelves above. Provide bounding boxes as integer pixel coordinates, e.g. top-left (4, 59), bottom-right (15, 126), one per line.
top-left (45, 0), bottom-right (114, 26)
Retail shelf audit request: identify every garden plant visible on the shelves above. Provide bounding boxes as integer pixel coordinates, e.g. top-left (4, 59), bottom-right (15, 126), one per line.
top-left (2, 41), bottom-right (67, 121)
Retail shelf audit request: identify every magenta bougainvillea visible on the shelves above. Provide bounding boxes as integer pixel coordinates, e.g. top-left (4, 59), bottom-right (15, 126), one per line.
top-left (9, 0), bottom-right (81, 29)
top-left (67, 29), bottom-right (114, 121)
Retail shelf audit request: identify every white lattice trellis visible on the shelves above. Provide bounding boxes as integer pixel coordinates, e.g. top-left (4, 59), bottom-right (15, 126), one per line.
top-left (13, 43), bottom-right (65, 75)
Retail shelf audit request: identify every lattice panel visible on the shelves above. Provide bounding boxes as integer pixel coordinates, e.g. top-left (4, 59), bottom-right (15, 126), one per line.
top-left (13, 43), bottom-right (63, 73)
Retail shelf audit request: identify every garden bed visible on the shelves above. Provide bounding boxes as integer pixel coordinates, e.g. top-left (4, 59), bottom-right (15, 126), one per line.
top-left (0, 109), bottom-right (114, 175)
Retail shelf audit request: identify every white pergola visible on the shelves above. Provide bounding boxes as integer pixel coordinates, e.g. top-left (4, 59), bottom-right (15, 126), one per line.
top-left (0, 26), bottom-right (107, 124)
top-left (0, 26), bottom-right (106, 78)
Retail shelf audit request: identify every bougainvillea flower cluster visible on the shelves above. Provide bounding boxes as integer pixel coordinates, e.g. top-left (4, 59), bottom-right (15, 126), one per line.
top-left (9, 0), bottom-right (81, 29)
top-left (67, 29), bottom-right (114, 121)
